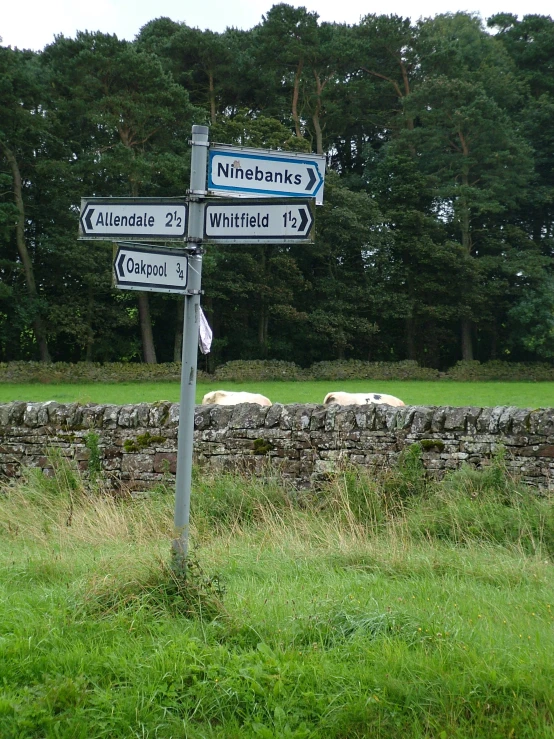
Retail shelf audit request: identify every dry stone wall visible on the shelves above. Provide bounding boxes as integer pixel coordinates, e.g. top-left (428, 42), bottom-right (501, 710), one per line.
top-left (1, 401), bottom-right (554, 491)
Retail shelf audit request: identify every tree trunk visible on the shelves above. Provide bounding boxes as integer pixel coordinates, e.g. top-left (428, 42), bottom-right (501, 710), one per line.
top-left (461, 318), bottom-right (473, 361)
top-left (257, 247), bottom-right (269, 356)
top-left (405, 316), bottom-right (417, 361)
top-left (292, 59), bottom-right (304, 139)
top-left (173, 297), bottom-right (184, 362)
top-left (127, 172), bottom-right (157, 364)
top-left (137, 293), bottom-right (157, 363)
top-left (312, 111), bottom-right (323, 156)
top-left (1, 143), bottom-right (51, 362)
top-left (489, 323), bottom-right (498, 360)
top-left (208, 70), bottom-right (216, 125)
top-left (312, 72), bottom-right (325, 155)
top-left (422, 319), bottom-right (440, 368)
top-left (258, 303), bottom-right (269, 356)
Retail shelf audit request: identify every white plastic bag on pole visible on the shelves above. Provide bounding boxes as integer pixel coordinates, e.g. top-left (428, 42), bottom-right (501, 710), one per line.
top-left (198, 306), bottom-right (213, 354)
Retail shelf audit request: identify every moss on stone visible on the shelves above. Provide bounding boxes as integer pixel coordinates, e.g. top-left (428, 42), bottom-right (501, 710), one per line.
top-left (136, 431), bottom-right (165, 448)
top-left (253, 438), bottom-right (273, 455)
top-left (420, 438), bottom-right (445, 452)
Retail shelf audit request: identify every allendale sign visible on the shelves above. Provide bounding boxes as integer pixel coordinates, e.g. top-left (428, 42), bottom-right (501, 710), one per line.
top-left (79, 198), bottom-right (188, 240)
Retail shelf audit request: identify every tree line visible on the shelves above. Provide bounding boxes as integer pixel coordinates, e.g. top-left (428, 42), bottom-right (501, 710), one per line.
top-left (1, 6), bottom-right (553, 369)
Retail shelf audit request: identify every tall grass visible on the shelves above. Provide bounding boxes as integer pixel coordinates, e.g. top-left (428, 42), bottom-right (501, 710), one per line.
top-left (1, 453), bottom-right (554, 737)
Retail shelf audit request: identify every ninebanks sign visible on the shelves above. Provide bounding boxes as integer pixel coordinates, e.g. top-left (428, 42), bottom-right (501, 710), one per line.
top-left (208, 145), bottom-right (326, 205)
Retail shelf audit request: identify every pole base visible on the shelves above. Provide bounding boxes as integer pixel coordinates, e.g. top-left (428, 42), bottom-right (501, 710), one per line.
top-left (171, 537), bottom-right (188, 577)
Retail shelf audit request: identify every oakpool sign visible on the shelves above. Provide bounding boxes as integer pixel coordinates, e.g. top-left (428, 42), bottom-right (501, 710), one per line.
top-left (113, 243), bottom-right (189, 294)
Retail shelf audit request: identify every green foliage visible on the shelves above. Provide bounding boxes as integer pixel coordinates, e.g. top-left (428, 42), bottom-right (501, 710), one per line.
top-left (506, 276), bottom-right (554, 359)
top-left (0, 361), bottom-right (210, 383)
top-left (331, 467), bottom-right (387, 527)
top-left (191, 473), bottom-right (291, 535)
top-left (29, 450), bottom-right (82, 504)
top-left (316, 445), bottom-right (428, 525)
top-left (253, 438), bottom-right (274, 455)
top-left (448, 360), bottom-right (554, 381)
top-left (214, 359), bottom-right (306, 382)
top-left (309, 360), bottom-right (439, 381)
top-left (314, 445), bottom-right (554, 560)
top-left (123, 432), bottom-right (166, 453)
top-left (84, 432), bottom-right (101, 477)
top-left (7, 358), bottom-right (554, 384)
top-left (136, 431), bottom-right (166, 447)
top-left (210, 110), bottom-right (311, 152)
top-left (420, 438), bottom-right (445, 451)
top-left (406, 456), bottom-right (554, 556)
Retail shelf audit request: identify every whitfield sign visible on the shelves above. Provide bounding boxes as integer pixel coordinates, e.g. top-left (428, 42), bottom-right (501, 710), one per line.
top-left (203, 198), bottom-right (314, 243)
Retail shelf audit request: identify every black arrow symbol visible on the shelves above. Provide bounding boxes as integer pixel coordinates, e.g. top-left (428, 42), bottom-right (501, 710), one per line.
top-left (305, 167), bottom-right (317, 191)
top-left (84, 207), bottom-right (95, 232)
top-left (298, 207), bottom-right (309, 233)
top-left (116, 250), bottom-right (126, 279)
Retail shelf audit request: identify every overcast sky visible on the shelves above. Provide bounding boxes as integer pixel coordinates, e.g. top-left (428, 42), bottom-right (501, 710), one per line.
top-left (2, 0), bottom-right (552, 51)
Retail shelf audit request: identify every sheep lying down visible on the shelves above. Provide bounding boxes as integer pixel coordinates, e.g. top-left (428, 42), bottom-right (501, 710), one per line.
top-left (323, 391), bottom-right (405, 407)
top-left (202, 390), bottom-right (272, 406)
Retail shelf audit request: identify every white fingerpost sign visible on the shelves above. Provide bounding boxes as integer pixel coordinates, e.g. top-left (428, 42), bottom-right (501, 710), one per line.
top-left (208, 145), bottom-right (326, 204)
top-left (79, 198), bottom-right (187, 240)
top-left (203, 198), bottom-right (314, 243)
top-left (113, 243), bottom-right (189, 294)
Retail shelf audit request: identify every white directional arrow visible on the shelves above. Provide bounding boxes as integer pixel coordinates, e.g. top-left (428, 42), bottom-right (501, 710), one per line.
top-left (203, 198), bottom-right (314, 243)
top-left (113, 243), bottom-right (189, 294)
top-left (79, 198), bottom-right (187, 240)
top-left (208, 145), bottom-right (325, 204)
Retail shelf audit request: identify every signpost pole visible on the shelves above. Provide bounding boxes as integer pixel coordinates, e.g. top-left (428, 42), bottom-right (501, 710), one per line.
top-left (172, 124), bottom-right (209, 573)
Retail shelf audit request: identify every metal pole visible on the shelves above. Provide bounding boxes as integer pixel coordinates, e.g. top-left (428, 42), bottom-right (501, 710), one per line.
top-left (172, 124), bottom-right (209, 572)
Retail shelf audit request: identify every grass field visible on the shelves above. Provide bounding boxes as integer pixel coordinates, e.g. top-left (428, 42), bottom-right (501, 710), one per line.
top-left (2, 380), bottom-right (554, 407)
top-left (1, 453), bottom-right (554, 737)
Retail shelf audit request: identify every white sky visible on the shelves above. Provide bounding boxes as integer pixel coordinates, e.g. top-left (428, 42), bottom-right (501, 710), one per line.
top-left (2, 0), bottom-right (552, 51)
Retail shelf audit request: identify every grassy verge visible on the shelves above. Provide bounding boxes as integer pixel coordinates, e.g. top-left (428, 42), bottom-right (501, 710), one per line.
top-left (1, 452), bottom-right (554, 737)
top-left (2, 380), bottom-right (554, 407)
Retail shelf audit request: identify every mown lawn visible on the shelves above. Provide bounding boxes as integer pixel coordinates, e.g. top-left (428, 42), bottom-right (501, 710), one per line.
top-left (1, 453), bottom-right (554, 738)
top-left (1, 379), bottom-right (554, 407)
